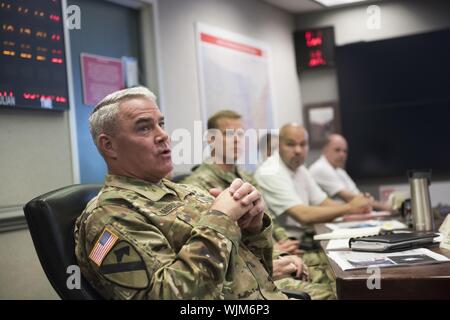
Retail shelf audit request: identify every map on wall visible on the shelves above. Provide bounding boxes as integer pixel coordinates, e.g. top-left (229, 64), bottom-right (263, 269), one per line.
top-left (195, 23), bottom-right (275, 131)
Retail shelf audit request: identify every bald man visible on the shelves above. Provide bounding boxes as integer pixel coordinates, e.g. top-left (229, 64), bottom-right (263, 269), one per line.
top-left (310, 134), bottom-right (392, 212)
top-left (255, 124), bottom-right (372, 234)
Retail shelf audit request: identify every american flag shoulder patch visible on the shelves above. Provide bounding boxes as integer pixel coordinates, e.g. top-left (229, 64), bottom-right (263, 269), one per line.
top-left (89, 227), bottom-right (119, 267)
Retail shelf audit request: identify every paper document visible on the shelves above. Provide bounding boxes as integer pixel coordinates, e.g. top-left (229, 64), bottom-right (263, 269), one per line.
top-left (342, 211), bottom-right (392, 222)
top-left (314, 226), bottom-right (381, 241)
top-left (325, 220), bottom-right (407, 231)
top-left (327, 248), bottom-right (450, 271)
top-left (325, 233), bottom-right (442, 251)
top-left (326, 239), bottom-right (351, 250)
top-left (439, 215), bottom-right (450, 250)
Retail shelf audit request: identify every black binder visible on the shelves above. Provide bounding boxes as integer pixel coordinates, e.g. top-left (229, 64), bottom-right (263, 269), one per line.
top-left (349, 232), bottom-right (438, 252)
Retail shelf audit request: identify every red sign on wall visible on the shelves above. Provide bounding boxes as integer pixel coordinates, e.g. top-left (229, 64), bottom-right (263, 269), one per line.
top-left (80, 53), bottom-right (124, 106)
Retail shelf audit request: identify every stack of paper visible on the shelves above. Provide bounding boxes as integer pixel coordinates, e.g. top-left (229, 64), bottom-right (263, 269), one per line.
top-left (342, 211), bottom-right (392, 222)
top-left (325, 220), bottom-right (407, 231)
top-left (314, 226), bottom-right (381, 241)
top-left (439, 215), bottom-right (450, 250)
top-left (320, 220), bottom-right (409, 250)
top-left (326, 239), bottom-right (351, 250)
top-left (327, 248), bottom-right (450, 271)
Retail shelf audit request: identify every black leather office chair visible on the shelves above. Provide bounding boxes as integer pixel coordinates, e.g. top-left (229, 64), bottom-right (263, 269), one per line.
top-left (23, 184), bottom-right (103, 300)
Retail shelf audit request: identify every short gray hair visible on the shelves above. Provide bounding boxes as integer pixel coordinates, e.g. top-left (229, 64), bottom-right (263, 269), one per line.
top-left (89, 86), bottom-right (157, 149)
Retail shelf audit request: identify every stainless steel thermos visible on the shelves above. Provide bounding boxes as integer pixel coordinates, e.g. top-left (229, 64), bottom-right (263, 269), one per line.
top-left (408, 170), bottom-right (435, 232)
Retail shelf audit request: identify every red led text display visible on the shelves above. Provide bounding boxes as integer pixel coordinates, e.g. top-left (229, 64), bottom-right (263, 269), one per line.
top-left (294, 27), bottom-right (335, 73)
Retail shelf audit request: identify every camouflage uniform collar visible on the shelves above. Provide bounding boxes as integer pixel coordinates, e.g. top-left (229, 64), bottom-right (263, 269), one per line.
top-left (104, 174), bottom-right (191, 201)
top-left (161, 178), bottom-right (193, 200)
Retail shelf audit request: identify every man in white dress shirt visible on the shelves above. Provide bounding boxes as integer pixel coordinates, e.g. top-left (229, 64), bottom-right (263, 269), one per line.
top-left (255, 124), bottom-right (372, 234)
top-left (309, 134), bottom-right (392, 211)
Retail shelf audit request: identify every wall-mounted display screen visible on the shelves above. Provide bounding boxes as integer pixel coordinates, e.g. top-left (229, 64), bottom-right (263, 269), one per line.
top-left (336, 28), bottom-right (450, 180)
top-left (0, 0), bottom-right (69, 111)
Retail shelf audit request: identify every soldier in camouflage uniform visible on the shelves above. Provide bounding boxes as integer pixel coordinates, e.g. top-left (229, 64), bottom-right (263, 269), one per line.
top-left (181, 110), bottom-right (336, 299)
top-left (74, 87), bottom-right (288, 300)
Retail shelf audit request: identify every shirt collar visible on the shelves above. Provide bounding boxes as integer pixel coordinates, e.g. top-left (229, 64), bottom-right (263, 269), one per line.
top-left (320, 155), bottom-right (330, 166)
top-left (273, 151), bottom-right (301, 176)
top-left (320, 155), bottom-right (338, 171)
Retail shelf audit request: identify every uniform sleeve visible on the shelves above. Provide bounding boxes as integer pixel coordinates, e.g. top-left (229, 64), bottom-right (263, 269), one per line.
top-left (271, 219), bottom-right (290, 241)
top-left (250, 177), bottom-right (291, 242)
top-left (266, 206), bottom-right (290, 241)
top-left (82, 204), bottom-right (242, 300)
top-left (241, 213), bottom-right (274, 275)
top-left (309, 161), bottom-right (345, 197)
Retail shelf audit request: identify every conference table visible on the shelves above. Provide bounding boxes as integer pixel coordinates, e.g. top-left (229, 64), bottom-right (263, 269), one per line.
top-left (314, 222), bottom-right (450, 299)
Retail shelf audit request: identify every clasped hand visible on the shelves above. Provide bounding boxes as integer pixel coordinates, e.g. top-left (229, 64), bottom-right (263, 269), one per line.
top-left (209, 178), bottom-right (265, 234)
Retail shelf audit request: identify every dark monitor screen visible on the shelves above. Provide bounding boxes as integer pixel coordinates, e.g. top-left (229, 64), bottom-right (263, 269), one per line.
top-left (336, 28), bottom-right (450, 180)
top-left (0, 0), bottom-right (69, 111)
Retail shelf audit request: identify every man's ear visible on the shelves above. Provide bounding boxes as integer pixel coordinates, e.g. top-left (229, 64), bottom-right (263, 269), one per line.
top-left (98, 133), bottom-right (117, 159)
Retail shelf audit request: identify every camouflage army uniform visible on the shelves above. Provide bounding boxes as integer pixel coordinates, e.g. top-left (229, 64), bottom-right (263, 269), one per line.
top-left (182, 163), bottom-right (288, 241)
top-left (74, 174), bottom-right (288, 300)
top-left (181, 163), bottom-right (336, 299)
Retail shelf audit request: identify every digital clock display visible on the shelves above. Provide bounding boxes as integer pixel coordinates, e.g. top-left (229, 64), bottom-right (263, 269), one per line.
top-left (294, 27), bottom-right (335, 73)
top-left (0, 0), bottom-right (69, 111)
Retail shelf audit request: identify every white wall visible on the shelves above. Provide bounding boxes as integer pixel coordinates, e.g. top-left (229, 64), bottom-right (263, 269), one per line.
top-left (296, 0), bottom-right (450, 201)
top-left (157, 0), bottom-right (302, 175)
top-left (0, 109), bottom-right (74, 210)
